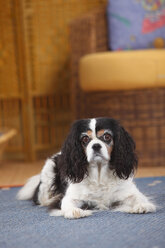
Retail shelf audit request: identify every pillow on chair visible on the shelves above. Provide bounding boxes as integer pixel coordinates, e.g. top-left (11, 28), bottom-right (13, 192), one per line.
top-left (107, 0), bottom-right (165, 50)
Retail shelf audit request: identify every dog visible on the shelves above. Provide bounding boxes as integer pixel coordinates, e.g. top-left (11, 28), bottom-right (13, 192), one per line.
top-left (17, 117), bottom-right (156, 219)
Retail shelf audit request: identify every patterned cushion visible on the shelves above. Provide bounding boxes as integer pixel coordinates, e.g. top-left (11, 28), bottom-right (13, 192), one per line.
top-left (107, 0), bottom-right (165, 50)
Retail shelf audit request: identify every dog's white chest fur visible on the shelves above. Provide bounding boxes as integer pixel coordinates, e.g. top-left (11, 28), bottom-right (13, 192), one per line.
top-left (66, 163), bottom-right (117, 209)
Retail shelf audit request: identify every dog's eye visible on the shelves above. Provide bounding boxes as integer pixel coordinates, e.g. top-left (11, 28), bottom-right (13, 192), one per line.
top-left (81, 136), bottom-right (90, 145)
top-left (103, 133), bottom-right (112, 142)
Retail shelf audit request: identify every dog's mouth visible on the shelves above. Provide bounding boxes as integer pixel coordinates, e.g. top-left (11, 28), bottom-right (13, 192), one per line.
top-left (87, 147), bottom-right (110, 163)
top-left (91, 152), bottom-right (105, 162)
top-left (93, 152), bottom-right (102, 157)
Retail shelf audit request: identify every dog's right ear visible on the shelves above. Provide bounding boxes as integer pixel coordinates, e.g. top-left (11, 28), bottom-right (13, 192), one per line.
top-left (58, 121), bottom-right (88, 183)
top-left (110, 124), bottom-right (138, 179)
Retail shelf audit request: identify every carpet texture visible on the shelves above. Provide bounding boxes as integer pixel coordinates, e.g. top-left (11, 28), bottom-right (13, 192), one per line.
top-left (0, 177), bottom-right (165, 248)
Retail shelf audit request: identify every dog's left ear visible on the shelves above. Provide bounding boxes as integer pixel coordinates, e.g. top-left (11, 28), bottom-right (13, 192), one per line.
top-left (110, 125), bottom-right (138, 179)
top-left (58, 121), bottom-right (88, 183)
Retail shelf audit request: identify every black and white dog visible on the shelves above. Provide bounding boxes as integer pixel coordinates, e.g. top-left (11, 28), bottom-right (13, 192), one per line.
top-left (17, 117), bottom-right (156, 219)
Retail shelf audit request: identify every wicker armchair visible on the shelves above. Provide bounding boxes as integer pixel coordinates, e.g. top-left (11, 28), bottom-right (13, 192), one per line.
top-left (69, 8), bottom-right (165, 167)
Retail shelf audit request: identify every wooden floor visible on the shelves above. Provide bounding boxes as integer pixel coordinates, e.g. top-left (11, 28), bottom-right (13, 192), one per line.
top-left (0, 160), bottom-right (165, 186)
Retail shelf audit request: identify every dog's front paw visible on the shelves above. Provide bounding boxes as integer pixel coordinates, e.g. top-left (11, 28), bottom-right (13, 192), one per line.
top-left (64, 208), bottom-right (92, 219)
top-left (129, 201), bottom-right (156, 214)
top-left (49, 209), bottom-right (64, 217)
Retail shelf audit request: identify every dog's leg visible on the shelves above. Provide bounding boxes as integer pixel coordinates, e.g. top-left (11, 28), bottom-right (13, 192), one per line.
top-left (114, 182), bottom-right (156, 214)
top-left (49, 209), bottom-right (64, 217)
top-left (60, 196), bottom-right (92, 219)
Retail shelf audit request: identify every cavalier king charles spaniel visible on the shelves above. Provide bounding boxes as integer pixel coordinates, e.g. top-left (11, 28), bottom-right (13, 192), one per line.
top-left (17, 117), bottom-right (156, 219)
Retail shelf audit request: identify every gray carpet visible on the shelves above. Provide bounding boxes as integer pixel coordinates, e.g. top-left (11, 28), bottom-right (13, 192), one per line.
top-left (0, 177), bottom-right (165, 248)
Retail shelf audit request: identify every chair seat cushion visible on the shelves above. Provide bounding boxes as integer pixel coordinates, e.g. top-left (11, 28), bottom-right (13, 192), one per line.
top-left (79, 49), bottom-right (165, 91)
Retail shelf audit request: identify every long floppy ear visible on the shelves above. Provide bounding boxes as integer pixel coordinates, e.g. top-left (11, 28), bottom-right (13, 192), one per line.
top-left (58, 121), bottom-right (88, 183)
top-left (110, 125), bottom-right (138, 179)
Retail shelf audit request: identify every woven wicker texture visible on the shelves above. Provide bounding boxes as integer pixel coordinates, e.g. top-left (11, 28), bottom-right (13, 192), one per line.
top-left (0, 0), bottom-right (106, 160)
top-left (70, 8), bottom-right (165, 167)
top-left (0, 129), bottom-right (17, 160)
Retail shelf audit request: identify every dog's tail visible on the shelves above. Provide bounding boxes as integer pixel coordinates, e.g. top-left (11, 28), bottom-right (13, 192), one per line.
top-left (17, 174), bottom-right (40, 200)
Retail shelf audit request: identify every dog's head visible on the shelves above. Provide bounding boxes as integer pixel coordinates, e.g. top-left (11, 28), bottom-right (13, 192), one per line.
top-left (59, 118), bottom-right (137, 183)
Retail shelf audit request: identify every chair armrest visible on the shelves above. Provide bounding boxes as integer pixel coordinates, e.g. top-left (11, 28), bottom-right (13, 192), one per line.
top-left (69, 7), bottom-right (108, 120)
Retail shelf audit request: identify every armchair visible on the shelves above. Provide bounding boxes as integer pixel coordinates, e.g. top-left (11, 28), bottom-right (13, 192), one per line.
top-left (69, 8), bottom-right (165, 167)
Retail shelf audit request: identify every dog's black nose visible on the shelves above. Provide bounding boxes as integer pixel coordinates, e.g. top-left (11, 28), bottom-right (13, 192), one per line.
top-left (92, 143), bottom-right (101, 152)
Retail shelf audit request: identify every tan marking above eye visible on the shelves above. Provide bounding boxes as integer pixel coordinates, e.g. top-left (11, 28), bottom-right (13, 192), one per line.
top-left (87, 130), bottom-right (93, 138)
top-left (97, 129), bottom-right (105, 137)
